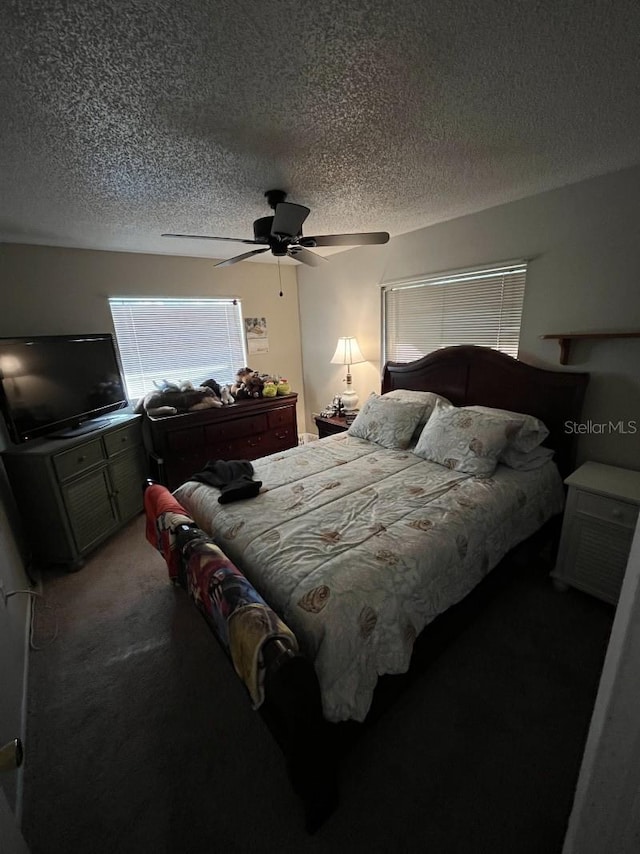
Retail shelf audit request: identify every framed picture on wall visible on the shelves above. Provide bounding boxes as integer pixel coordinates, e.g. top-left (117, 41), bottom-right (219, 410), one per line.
top-left (244, 317), bottom-right (269, 355)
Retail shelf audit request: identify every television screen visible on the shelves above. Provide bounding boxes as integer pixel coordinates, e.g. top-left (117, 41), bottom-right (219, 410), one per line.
top-left (0, 334), bottom-right (128, 443)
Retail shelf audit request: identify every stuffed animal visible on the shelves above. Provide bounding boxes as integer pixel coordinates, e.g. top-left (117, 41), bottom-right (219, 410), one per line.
top-left (220, 385), bottom-right (234, 405)
top-left (201, 378), bottom-right (222, 397)
top-left (135, 384), bottom-right (222, 417)
top-left (230, 367), bottom-right (282, 400)
top-left (244, 373), bottom-right (265, 398)
top-left (231, 367), bottom-right (255, 398)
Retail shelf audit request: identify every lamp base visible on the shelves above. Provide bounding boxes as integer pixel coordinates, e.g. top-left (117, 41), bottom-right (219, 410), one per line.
top-left (341, 387), bottom-right (359, 412)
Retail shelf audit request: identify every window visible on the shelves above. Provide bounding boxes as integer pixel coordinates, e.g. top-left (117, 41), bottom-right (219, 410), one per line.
top-left (382, 261), bottom-right (527, 363)
top-left (109, 298), bottom-right (246, 400)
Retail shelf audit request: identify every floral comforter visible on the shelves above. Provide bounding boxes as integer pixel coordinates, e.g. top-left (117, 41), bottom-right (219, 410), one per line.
top-left (174, 434), bottom-right (564, 722)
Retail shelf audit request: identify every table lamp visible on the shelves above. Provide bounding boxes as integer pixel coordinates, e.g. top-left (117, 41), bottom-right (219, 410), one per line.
top-left (330, 336), bottom-right (365, 412)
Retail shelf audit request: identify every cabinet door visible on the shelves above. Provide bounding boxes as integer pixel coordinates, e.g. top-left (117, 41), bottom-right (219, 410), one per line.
top-left (62, 468), bottom-right (119, 553)
top-left (563, 515), bottom-right (634, 604)
top-left (109, 448), bottom-right (147, 522)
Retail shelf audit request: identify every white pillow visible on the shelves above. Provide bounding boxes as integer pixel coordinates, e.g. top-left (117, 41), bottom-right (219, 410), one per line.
top-left (414, 400), bottom-right (522, 477)
top-left (500, 445), bottom-right (555, 470)
top-left (467, 405), bottom-right (549, 453)
top-left (347, 394), bottom-right (427, 450)
top-left (381, 390), bottom-right (452, 440)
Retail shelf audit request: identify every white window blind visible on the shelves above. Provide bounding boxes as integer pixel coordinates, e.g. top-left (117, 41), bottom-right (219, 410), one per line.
top-left (109, 298), bottom-right (246, 400)
top-left (383, 262), bottom-right (527, 363)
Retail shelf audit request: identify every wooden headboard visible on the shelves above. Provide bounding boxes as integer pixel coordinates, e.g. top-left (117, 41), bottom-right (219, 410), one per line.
top-left (382, 345), bottom-right (589, 478)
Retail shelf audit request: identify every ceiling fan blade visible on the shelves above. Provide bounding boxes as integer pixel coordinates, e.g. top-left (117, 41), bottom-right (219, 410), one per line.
top-left (271, 202), bottom-right (310, 237)
top-left (287, 246), bottom-right (328, 267)
top-left (162, 233), bottom-right (261, 245)
top-left (299, 231), bottom-right (390, 247)
top-left (214, 248), bottom-right (270, 267)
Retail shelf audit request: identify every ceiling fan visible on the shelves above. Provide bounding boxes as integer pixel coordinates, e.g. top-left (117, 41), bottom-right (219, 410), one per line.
top-left (161, 189), bottom-right (390, 267)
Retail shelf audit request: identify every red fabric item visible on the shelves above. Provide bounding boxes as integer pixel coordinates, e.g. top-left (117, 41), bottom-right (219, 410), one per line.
top-left (144, 484), bottom-right (194, 579)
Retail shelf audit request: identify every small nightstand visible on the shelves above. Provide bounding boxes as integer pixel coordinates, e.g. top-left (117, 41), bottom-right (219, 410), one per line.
top-left (552, 461), bottom-right (640, 605)
top-left (314, 413), bottom-right (349, 439)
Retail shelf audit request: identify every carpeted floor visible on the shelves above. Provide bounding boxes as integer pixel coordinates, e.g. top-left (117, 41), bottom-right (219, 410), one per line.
top-left (22, 514), bottom-right (613, 854)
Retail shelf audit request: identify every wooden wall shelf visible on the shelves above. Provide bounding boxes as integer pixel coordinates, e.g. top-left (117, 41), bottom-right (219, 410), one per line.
top-left (540, 331), bottom-right (640, 364)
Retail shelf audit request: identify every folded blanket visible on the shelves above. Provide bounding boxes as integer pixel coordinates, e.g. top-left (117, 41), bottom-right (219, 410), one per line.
top-left (183, 539), bottom-right (297, 707)
top-left (228, 604), bottom-right (298, 707)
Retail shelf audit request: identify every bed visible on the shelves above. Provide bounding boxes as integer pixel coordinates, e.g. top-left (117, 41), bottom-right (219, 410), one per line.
top-left (146, 345), bottom-right (589, 828)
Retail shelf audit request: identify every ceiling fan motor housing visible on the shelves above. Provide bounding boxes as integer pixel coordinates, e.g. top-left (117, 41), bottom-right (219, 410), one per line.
top-left (253, 216), bottom-right (290, 255)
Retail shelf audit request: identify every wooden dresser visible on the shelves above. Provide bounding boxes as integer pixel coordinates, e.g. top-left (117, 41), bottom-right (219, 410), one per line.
top-left (145, 394), bottom-right (298, 490)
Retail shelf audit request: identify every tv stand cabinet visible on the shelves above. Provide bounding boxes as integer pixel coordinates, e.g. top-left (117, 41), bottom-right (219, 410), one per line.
top-left (145, 394), bottom-right (298, 491)
top-left (3, 413), bottom-right (147, 570)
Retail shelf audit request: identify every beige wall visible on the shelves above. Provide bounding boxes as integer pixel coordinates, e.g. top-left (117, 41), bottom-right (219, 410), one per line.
top-left (0, 244), bottom-right (306, 430)
top-left (298, 164), bottom-right (640, 471)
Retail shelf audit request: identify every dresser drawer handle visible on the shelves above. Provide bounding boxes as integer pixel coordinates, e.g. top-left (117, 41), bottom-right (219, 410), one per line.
top-left (275, 431), bottom-right (288, 440)
top-left (611, 508), bottom-right (623, 519)
top-left (78, 455), bottom-right (86, 462)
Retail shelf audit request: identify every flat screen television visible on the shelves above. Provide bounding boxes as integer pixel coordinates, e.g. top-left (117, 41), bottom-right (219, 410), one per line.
top-left (0, 334), bottom-right (129, 444)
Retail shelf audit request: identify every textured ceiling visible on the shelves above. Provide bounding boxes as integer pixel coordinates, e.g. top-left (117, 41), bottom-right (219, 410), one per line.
top-left (2, 0), bottom-right (640, 263)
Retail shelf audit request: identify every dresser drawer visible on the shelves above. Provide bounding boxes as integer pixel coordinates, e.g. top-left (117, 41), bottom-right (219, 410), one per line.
top-left (168, 426), bottom-right (205, 452)
top-left (267, 407), bottom-right (295, 429)
top-left (104, 423), bottom-right (141, 457)
top-left (53, 439), bottom-right (105, 481)
top-left (575, 491), bottom-right (639, 529)
top-left (262, 426), bottom-right (296, 454)
top-left (227, 434), bottom-right (265, 458)
top-left (205, 413), bottom-right (268, 443)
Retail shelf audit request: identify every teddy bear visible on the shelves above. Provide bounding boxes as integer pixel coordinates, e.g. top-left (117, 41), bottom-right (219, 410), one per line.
top-left (230, 367), bottom-right (278, 399)
top-left (231, 367), bottom-right (255, 398)
top-left (220, 385), bottom-right (235, 404)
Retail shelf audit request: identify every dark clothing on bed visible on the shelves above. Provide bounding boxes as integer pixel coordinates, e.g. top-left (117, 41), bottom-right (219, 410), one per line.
top-left (190, 459), bottom-right (263, 504)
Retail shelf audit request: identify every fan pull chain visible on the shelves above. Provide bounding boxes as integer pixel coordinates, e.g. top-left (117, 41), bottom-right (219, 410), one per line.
top-left (277, 257), bottom-right (283, 297)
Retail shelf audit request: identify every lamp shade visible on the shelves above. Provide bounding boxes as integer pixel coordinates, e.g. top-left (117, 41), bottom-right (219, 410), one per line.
top-left (330, 337), bottom-right (365, 366)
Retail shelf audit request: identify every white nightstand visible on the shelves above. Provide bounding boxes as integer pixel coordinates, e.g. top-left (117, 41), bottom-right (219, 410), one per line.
top-left (552, 462), bottom-right (640, 605)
